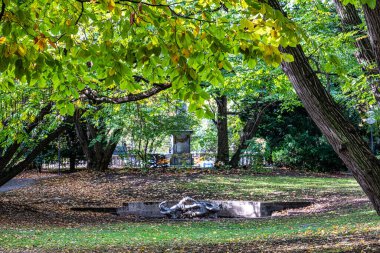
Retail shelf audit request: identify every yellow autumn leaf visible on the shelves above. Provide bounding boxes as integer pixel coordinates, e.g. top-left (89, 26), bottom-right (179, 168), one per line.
top-left (36, 38), bottom-right (46, 51)
top-left (271, 29), bottom-right (279, 38)
top-left (241, 0), bottom-right (249, 8)
top-left (171, 54), bottom-right (179, 64)
top-left (0, 37), bottom-right (6, 44)
top-left (108, 0), bottom-right (115, 11)
top-left (17, 44), bottom-right (27, 57)
top-left (182, 49), bottom-right (190, 58)
top-left (263, 45), bottom-right (274, 56)
top-left (193, 26), bottom-right (200, 37)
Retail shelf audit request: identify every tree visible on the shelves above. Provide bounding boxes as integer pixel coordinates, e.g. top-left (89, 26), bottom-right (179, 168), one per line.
top-left (215, 94), bottom-right (229, 165)
top-left (0, 81), bottom-right (171, 185)
top-left (263, 0), bottom-right (380, 214)
top-left (74, 107), bottom-right (121, 171)
top-left (333, 0), bottom-right (380, 105)
top-left (1, 0), bottom-right (295, 182)
top-left (121, 97), bottom-right (194, 167)
top-left (2, 0), bottom-right (380, 214)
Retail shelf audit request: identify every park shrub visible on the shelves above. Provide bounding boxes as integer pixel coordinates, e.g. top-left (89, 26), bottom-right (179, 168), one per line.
top-left (271, 132), bottom-right (345, 172)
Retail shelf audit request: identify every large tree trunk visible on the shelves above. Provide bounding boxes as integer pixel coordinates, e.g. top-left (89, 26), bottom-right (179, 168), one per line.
top-left (215, 95), bottom-right (229, 164)
top-left (266, 0), bottom-right (380, 214)
top-left (333, 0), bottom-right (380, 105)
top-left (74, 109), bottom-right (119, 171)
top-left (69, 153), bottom-right (76, 173)
top-left (282, 46), bottom-right (380, 214)
top-left (333, 0), bottom-right (362, 26)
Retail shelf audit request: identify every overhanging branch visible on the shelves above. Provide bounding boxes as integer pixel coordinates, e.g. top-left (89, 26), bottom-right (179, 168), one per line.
top-left (82, 82), bottom-right (172, 104)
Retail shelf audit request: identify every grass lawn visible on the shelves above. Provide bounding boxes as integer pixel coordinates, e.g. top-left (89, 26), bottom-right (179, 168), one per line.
top-left (0, 208), bottom-right (379, 252)
top-left (179, 174), bottom-right (363, 200)
top-left (0, 169), bottom-right (379, 252)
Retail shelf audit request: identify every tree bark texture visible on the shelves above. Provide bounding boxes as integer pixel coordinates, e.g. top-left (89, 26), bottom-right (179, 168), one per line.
top-left (333, 0), bottom-right (362, 26)
top-left (266, 0), bottom-right (380, 214)
top-left (333, 0), bottom-right (380, 105)
top-left (215, 95), bottom-right (229, 164)
top-left (362, 0), bottom-right (380, 74)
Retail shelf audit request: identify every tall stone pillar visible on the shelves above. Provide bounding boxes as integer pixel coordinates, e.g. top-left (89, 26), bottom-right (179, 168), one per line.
top-left (170, 103), bottom-right (193, 166)
top-left (170, 130), bottom-right (193, 166)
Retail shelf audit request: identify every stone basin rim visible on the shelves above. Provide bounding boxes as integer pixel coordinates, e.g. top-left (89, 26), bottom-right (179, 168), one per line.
top-left (118, 200), bottom-right (314, 218)
top-left (122, 200), bottom-right (314, 205)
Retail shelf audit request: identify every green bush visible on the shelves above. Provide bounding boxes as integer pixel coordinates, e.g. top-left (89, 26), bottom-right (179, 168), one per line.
top-left (271, 132), bottom-right (345, 171)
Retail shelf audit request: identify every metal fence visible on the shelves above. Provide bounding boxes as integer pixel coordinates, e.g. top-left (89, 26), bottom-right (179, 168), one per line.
top-left (41, 152), bottom-right (261, 170)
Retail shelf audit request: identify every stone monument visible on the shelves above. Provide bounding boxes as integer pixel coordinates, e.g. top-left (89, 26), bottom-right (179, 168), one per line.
top-left (170, 130), bottom-right (193, 166)
top-left (170, 103), bottom-right (193, 166)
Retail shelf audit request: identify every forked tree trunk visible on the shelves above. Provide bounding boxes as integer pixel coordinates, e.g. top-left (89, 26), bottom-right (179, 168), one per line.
top-left (74, 109), bottom-right (119, 171)
top-left (333, 0), bottom-right (380, 105)
top-left (266, 0), bottom-right (380, 214)
top-left (333, 0), bottom-right (362, 26)
top-left (85, 142), bottom-right (117, 171)
top-left (215, 95), bottom-right (229, 164)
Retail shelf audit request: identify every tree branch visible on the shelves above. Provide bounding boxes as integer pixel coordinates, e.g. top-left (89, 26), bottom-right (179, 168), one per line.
top-left (0, 125), bottom-right (66, 186)
top-left (75, 1), bottom-right (85, 25)
top-left (0, 0), bottom-right (5, 22)
top-left (82, 83), bottom-right (172, 104)
top-left (0, 103), bottom-right (53, 169)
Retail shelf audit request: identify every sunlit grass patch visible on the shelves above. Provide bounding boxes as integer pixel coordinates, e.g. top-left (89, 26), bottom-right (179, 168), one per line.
top-left (179, 175), bottom-right (363, 200)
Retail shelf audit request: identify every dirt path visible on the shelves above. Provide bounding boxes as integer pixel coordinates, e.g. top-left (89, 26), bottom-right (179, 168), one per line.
top-left (0, 178), bottom-right (37, 193)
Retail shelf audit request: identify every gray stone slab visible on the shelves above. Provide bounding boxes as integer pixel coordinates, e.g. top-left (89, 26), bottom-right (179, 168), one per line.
top-left (117, 200), bottom-right (312, 218)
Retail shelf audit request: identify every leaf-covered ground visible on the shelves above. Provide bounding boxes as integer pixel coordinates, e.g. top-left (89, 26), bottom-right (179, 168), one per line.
top-left (0, 168), bottom-right (379, 252)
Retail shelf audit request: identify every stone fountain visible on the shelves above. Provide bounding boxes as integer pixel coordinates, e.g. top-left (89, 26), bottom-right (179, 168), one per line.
top-left (117, 197), bottom-right (313, 219)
